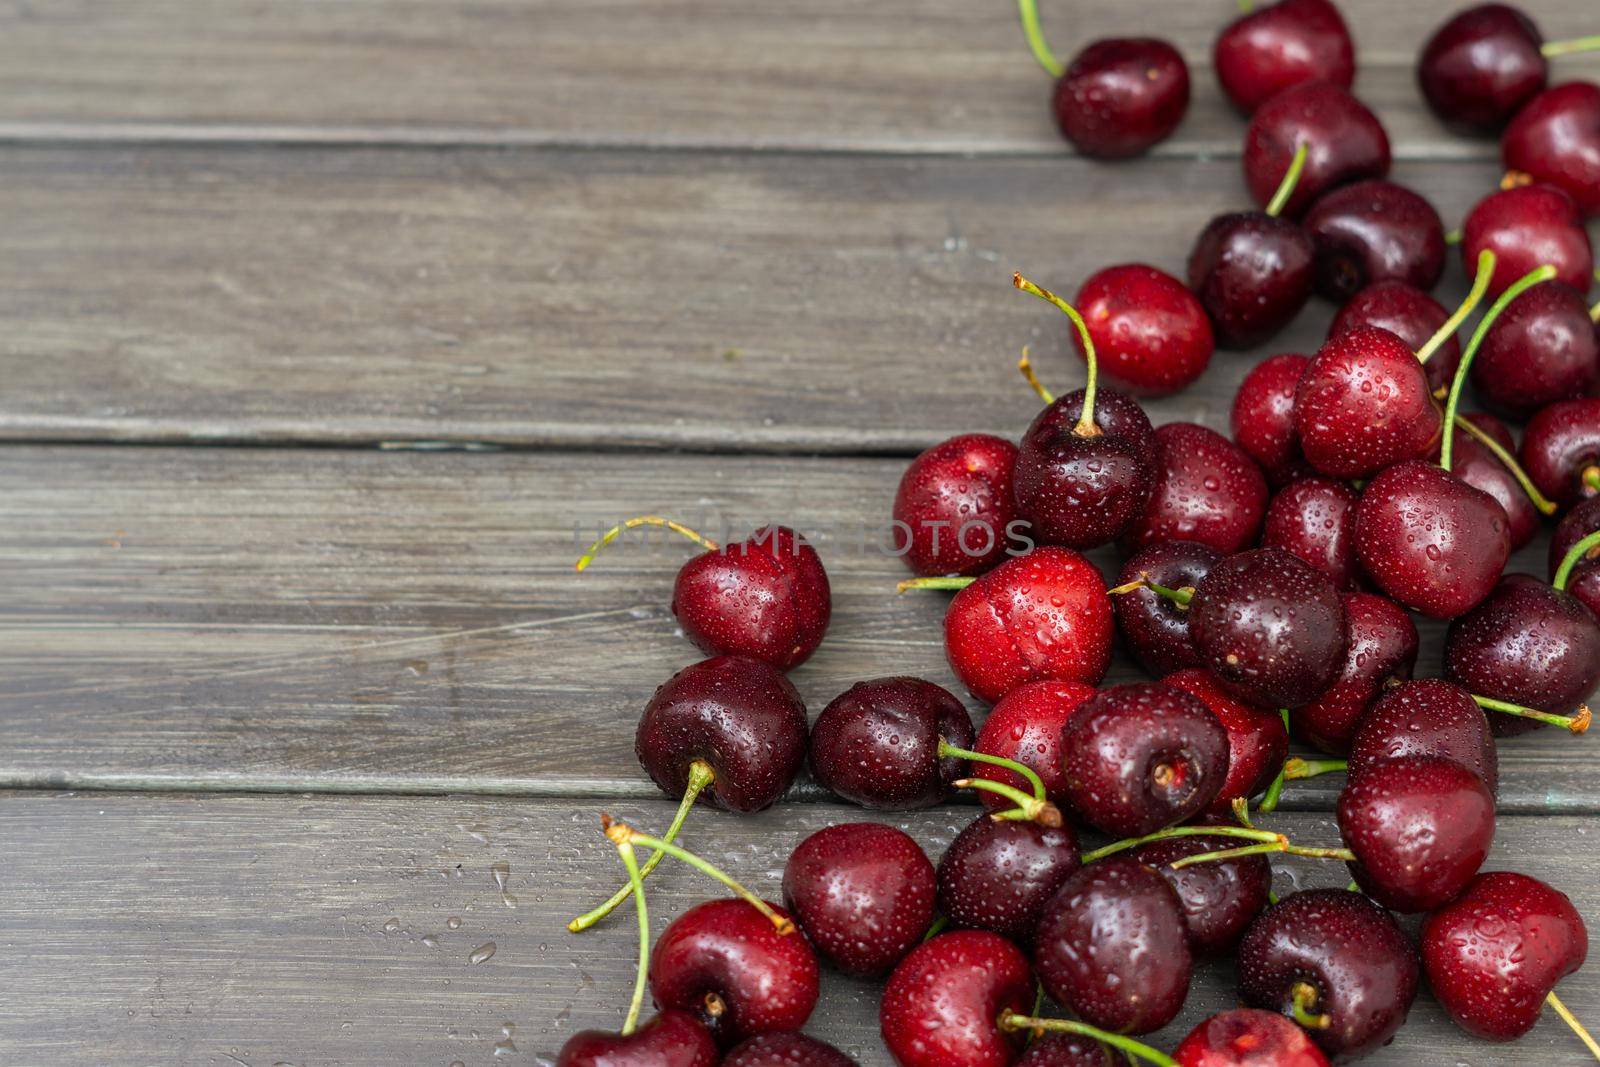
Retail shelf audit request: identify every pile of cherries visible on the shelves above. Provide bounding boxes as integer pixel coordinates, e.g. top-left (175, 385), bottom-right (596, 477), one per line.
top-left (557, 1), bottom-right (1600, 1064)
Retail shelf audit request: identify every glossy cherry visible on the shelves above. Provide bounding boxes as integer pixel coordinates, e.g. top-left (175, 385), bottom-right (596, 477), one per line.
top-left (1112, 540), bottom-right (1221, 676)
top-left (1348, 678), bottom-right (1499, 794)
top-left (722, 1032), bottom-right (858, 1067)
top-left (1052, 40), bottom-right (1191, 159)
top-left (1236, 888), bottom-right (1419, 1060)
top-left (1549, 496), bottom-right (1600, 614)
top-left (1294, 325), bottom-right (1440, 479)
top-left (1472, 280), bottom-right (1600, 417)
top-left (1070, 264), bottom-right (1214, 396)
top-left (879, 930), bottom-right (1033, 1067)
top-left (1120, 422), bottom-right (1269, 555)
top-left (970, 679), bottom-right (1096, 812)
top-left (1327, 280), bottom-right (1461, 395)
top-left (894, 434), bottom-right (1021, 577)
top-left (1242, 82), bottom-right (1391, 218)
top-left (1013, 1034), bottom-right (1124, 1067)
top-left (1504, 80), bottom-right (1600, 215)
top-left (557, 1010), bottom-right (719, 1067)
top-left (1291, 591), bottom-right (1418, 753)
top-left (1231, 352), bottom-right (1311, 485)
top-left (1447, 412), bottom-right (1543, 551)
top-left (1462, 182), bottom-right (1593, 296)
top-left (1523, 396), bottom-right (1600, 508)
top-left (1176, 1010), bottom-right (1332, 1066)
top-left (1260, 476), bottom-right (1361, 590)
top-left (1131, 833), bottom-right (1274, 956)
top-left (937, 813), bottom-right (1080, 942)
top-left (808, 677), bottom-right (974, 808)
top-left (1034, 857), bottom-right (1192, 1035)
top-left (1213, 0), bottom-right (1354, 115)
top-left (1303, 179), bottom-right (1446, 301)
top-left (1162, 668), bottom-right (1289, 815)
top-left (781, 822), bottom-right (936, 978)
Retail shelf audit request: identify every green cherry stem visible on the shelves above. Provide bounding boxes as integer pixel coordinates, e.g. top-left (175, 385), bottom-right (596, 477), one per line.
top-left (1417, 249), bottom-right (1494, 364)
top-left (1444, 228), bottom-right (1463, 245)
top-left (612, 836), bottom-right (650, 1036)
top-left (1014, 272), bottom-right (1102, 438)
top-left (575, 516), bottom-right (719, 571)
top-left (1264, 143), bottom-right (1309, 218)
top-left (569, 759), bottom-right (716, 933)
top-left (1016, 0), bottom-right (1065, 78)
top-left (1441, 262), bottom-right (1559, 471)
top-left (1019, 347), bottom-right (1056, 404)
top-left (953, 778), bottom-right (1064, 827)
top-left (897, 576), bottom-right (977, 593)
top-left (604, 817), bottom-right (796, 935)
top-left (1292, 982), bottom-right (1332, 1030)
top-left (1556, 530), bottom-right (1600, 591)
top-left (1591, 298), bottom-right (1600, 325)
top-left (1453, 414), bottom-right (1559, 515)
top-left (1106, 572), bottom-right (1194, 607)
top-left (1081, 824), bottom-right (1284, 864)
top-left (1546, 991), bottom-right (1600, 1061)
top-left (1472, 693), bottom-right (1592, 734)
top-left (941, 740), bottom-right (1048, 803)
top-left (1232, 796), bottom-right (1256, 829)
top-left (1255, 710), bottom-right (1292, 813)
top-left (998, 1012), bottom-right (1178, 1067)
top-left (1284, 757), bottom-right (1348, 780)
top-left (1169, 839), bottom-right (1355, 870)
top-left (922, 915), bottom-right (950, 941)
top-left (1542, 34), bottom-right (1600, 58)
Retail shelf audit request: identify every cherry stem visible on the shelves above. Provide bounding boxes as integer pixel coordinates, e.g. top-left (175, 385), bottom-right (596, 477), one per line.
top-left (1555, 530), bottom-right (1600, 592)
top-left (1441, 262), bottom-right (1558, 471)
top-left (1444, 228), bottom-right (1462, 245)
top-left (1284, 757), bottom-right (1347, 780)
top-left (954, 778), bottom-right (1064, 827)
top-left (1453, 415), bottom-right (1558, 515)
top-left (1255, 710), bottom-right (1292, 812)
top-left (922, 915), bottom-right (950, 941)
top-left (1547, 991), bottom-right (1600, 1061)
top-left (897, 576), bottom-right (977, 593)
top-left (1264, 142), bottom-right (1309, 218)
top-left (1586, 467), bottom-right (1600, 493)
top-left (1232, 796), bottom-right (1256, 829)
top-left (997, 1012), bottom-right (1177, 1067)
top-left (1169, 839), bottom-right (1355, 870)
top-left (569, 760), bottom-right (716, 933)
top-left (603, 817), bottom-right (796, 935)
top-left (941, 741), bottom-right (1048, 802)
top-left (1106, 573), bottom-right (1193, 607)
top-left (1015, 0), bottom-right (1064, 77)
top-left (1591, 298), bottom-right (1600, 325)
top-left (1417, 249), bottom-right (1494, 365)
top-left (1082, 823), bottom-right (1283, 864)
top-left (612, 838), bottom-right (650, 1036)
top-left (1472, 693), bottom-right (1592, 734)
top-left (1542, 34), bottom-right (1600, 58)
top-left (575, 516), bottom-right (720, 572)
top-left (1018, 347), bottom-right (1055, 404)
top-left (1291, 982), bottom-right (1332, 1030)
top-left (1014, 272), bottom-right (1101, 438)
top-left (1236, 0), bottom-right (1253, 11)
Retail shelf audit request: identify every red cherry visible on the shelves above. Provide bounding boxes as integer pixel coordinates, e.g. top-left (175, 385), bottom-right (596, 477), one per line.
top-left (1053, 40), bottom-right (1191, 159)
top-left (1213, 0), bottom-right (1354, 115)
top-left (894, 434), bottom-right (1020, 577)
top-left (1471, 281), bottom-right (1600, 417)
top-left (1260, 476), bottom-right (1361, 590)
top-left (1072, 264), bottom-right (1213, 396)
top-left (1172, 1007), bottom-right (1332, 1066)
top-left (1112, 540), bottom-right (1222, 676)
top-left (1242, 82), bottom-right (1390, 218)
top-left (1523, 396), bottom-right (1600, 508)
top-left (1294, 325), bottom-right (1440, 480)
top-left (879, 930), bottom-right (1033, 1067)
top-left (1462, 182), bottom-right (1593, 296)
top-left (723, 1032), bottom-right (857, 1067)
top-left (1131, 834), bottom-right (1274, 957)
top-left (1417, 4), bottom-right (1550, 133)
top-left (1549, 496), bottom-right (1600, 614)
top-left (1348, 678), bottom-right (1498, 794)
top-left (1231, 353), bottom-right (1311, 486)
top-left (808, 677), bottom-right (974, 809)
top-left (1120, 422), bottom-right (1269, 555)
top-left (970, 679), bottom-right (1096, 811)
top-left (1302, 179), bottom-right (1447, 300)
top-left (1447, 413), bottom-right (1544, 551)
top-left (1162, 668), bottom-right (1289, 815)
top-left (1503, 80), bottom-right (1600, 215)
top-left (936, 813), bottom-right (1080, 942)
top-left (1291, 592), bottom-right (1418, 754)
top-left (557, 1010), bottom-right (719, 1067)
top-left (1327, 280), bottom-right (1462, 395)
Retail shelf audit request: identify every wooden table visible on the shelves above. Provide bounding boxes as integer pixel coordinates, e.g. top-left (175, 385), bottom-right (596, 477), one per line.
top-left (1, 2), bottom-right (1598, 1063)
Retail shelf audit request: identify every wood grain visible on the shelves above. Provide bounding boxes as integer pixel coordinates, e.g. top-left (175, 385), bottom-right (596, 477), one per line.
top-left (0, 790), bottom-right (1593, 1065)
top-left (0, 1), bottom-right (1593, 155)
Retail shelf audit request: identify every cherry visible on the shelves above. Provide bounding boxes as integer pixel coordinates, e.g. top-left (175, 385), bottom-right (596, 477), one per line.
top-left (970, 679), bottom-right (1096, 812)
top-left (1291, 591), bottom-right (1418, 753)
top-left (1447, 412), bottom-right (1546, 551)
top-left (1230, 352), bottom-right (1311, 485)
top-left (937, 813), bottom-right (1080, 942)
top-left (1523, 396), bottom-right (1600, 508)
top-left (1065, 264), bottom-right (1214, 395)
top-left (577, 521), bottom-right (829, 670)
top-left (1260, 476), bottom-right (1360, 590)
top-left (1130, 832), bottom-right (1273, 956)
top-left (1111, 540), bottom-right (1221, 676)
top-left (1236, 888), bottom-right (1419, 1060)
top-left (1503, 81), bottom-right (1600, 215)
top-left (1293, 325), bottom-right (1441, 479)
top-left (1418, 4), bottom-right (1550, 132)
top-left (894, 434), bottom-right (1021, 577)
top-left (1014, 1034), bottom-right (1126, 1067)
top-left (558, 1010), bottom-right (718, 1067)
top-left (1033, 857), bottom-right (1192, 1035)
top-left (1471, 280), bottom-right (1600, 417)
top-left (1242, 82), bottom-right (1391, 218)
top-left (1550, 496), bottom-right (1600, 614)
top-left (1302, 179), bottom-right (1447, 301)
top-left (1348, 678), bottom-right (1499, 793)
top-left (1327, 280), bottom-right (1462, 395)
top-left (781, 822), bottom-right (936, 978)
top-left (722, 1032), bottom-right (857, 1067)
top-left (1462, 182), bottom-right (1593, 296)
top-left (1162, 668), bottom-right (1289, 816)
top-left (808, 677), bottom-right (974, 809)
top-left (1120, 422), bottom-right (1269, 555)
top-left (1422, 872), bottom-right (1593, 1044)
top-left (879, 930), bottom-right (1033, 1067)
top-left (1338, 754), bottom-right (1495, 912)
top-left (1189, 546), bottom-right (1348, 708)
top-left (1213, 0), bottom-right (1354, 115)
top-left (1173, 1008), bottom-right (1333, 1066)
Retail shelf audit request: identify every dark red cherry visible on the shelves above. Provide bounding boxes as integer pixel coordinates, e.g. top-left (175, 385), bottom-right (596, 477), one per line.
top-left (1503, 81), bottom-right (1600, 216)
top-left (1291, 591), bottom-right (1418, 753)
top-left (1328, 280), bottom-right (1462, 395)
top-left (894, 434), bottom-right (1021, 577)
top-left (937, 814), bottom-right (1081, 942)
top-left (1231, 352), bottom-right (1311, 485)
top-left (1213, 0), bottom-right (1354, 115)
top-left (1421, 872), bottom-right (1589, 1041)
top-left (557, 1010), bottom-right (719, 1067)
top-left (1034, 857), bottom-right (1192, 1035)
top-left (1053, 39), bottom-right (1190, 159)
top-left (723, 1032), bottom-right (857, 1067)
top-left (971, 679), bottom-right (1096, 812)
top-left (1348, 678), bottom-right (1498, 794)
top-left (879, 930), bottom-right (1033, 1067)
top-left (1523, 396), bottom-right (1600, 508)
top-left (1302, 179), bottom-right (1446, 300)
top-left (1014, 389), bottom-right (1157, 549)
top-left (1447, 413), bottom-right (1541, 551)
top-left (940, 546), bottom-right (1114, 704)
top-left (1294, 325), bottom-right (1440, 479)
top-left (1418, 4), bottom-right (1548, 133)
top-left (1549, 495), bottom-right (1600, 614)
top-left (1242, 82), bottom-right (1391, 218)
top-left (808, 677), bottom-right (974, 808)
top-left (1462, 182), bottom-right (1593, 296)
top-left (1058, 681), bottom-right (1230, 837)
top-left (1354, 460), bottom-right (1510, 619)
top-left (1260, 476), bottom-right (1361, 590)
top-left (1472, 281), bottom-right (1600, 417)
top-left (1015, 1034), bottom-right (1125, 1067)
top-left (650, 898), bottom-right (819, 1047)
top-left (1131, 833), bottom-right (1274, 956)
top-left (1120, 422), bottom-right (1269, 555)
top-left (1236, 889), bottom-right (1419, 1060)
top-left (1175, 1008), bottom-right (1331, 1066)
top-left (1072, 264), bottom-right (1213, 396)
top-left (1444, 573), bottom-right (1600, 736)
top-left (1188, 213), bottom-right (1314, 350)
top-left (1338, 755), bottom-right (1496, 912)
top-left (1163, 668), bottom-right (1289, 815)
top-left (782, 822), bottom-right (936, 978)
top-left (1190, 547), bottom-right (1348, 708)
top-left (1112, 540), bottom-right (1221, 675)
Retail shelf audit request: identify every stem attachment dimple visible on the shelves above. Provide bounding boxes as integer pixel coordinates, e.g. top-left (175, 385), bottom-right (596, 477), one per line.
top-left (1542, 34), bottom-right (1600, 58)
top-left (1417, 249), bottom-right (1493, 365)
top-left (1452, 415), bottom-right (1558, 515)
top-left (1472, 694), bottom-right (1591, 734)
top-left (603, 817), bottom-right (796, 934)
top-left (1555, 530), bottom-right (1600, 592)
top-left (1585, 467), bottom-right (1600, 493)
top-left (1264, 142), bottom-right (1308, 218)
top-left (1547, 990), bottom-right (1600, 1061)
top-left (1014, 272), bottom-right (1101, 438)
top-left (997, 1012), bottom-right (1178, 1067)
top-left (1291, 982), bottom-right (1332, 1030)
top-left (575, 516), bottom-right (720, 571)
top-left (897, 576), bottom-right (977, 593)
top-left (1018, 347), bottom-right (1055, 404)
top-left (1015, 0), bottom-right (1065, 78)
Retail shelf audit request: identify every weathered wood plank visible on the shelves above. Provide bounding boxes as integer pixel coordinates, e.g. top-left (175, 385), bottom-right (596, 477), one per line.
top-left (0, 791), bottom-right (1593, 1065)
top-left (2, 147), bottom-right (1581, 450)
top-left (0, 1), bottom-right (1594, 156)
top-left (0, 445), bottom-right (1589, 810)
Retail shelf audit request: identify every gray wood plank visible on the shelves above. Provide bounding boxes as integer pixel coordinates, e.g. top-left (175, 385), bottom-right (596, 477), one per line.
top-left (2, 147), bottom-right (1585, 451)
top-left (0, 791), bottom-right (1594, 1065)
top-left (0, 1), bottom-right (1593, 156)
top-left (0, 445), bottom-right (1590, 811)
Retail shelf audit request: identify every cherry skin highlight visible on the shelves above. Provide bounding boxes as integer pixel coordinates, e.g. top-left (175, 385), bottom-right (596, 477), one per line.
top-left (1302, 179), bottom-right (1447, 300)
top-left (1131, 833), bottom-right (1274, 957)
top-left (1328, 279), bottom-right (1462, 395)
top-left (1294, 324), bottom-right (1440, 480)
top-left (1121, 422), bottom-right (1269, 555)
top-left (1462, 182), bottom-right (1594, 296)
top-left (722, 1032), bottom-right (857, 1067)
top-left (1014, 387), bottom-right (1157, 549)
top-left (1348, 678), bottom-right (1499, 794)
top-left (1213, 0), bottom-right (1354, 115)
top-left (1242, 82), bottom-right (1391, 218)
top-left (1291, 591), bottom-right (1419, 754)
top-left (808, 677), bottom-right (974, 809)
top-left (1163, 667), bottom-right (1289, 815)
top-left (1261, 476), bottom-right (1361, 590)
top-left (1113, 539), bottom-right (1221, 676)
top-left (1471, 280), bottom-right (1600, 418)
top-left (894, 434), bottom-right (1020, 577)
top-left (970, 679), bottom-right (1095, 812)
top-left (1054, 38), bottom-right (1190, 159)
top-left (1173, 1008), bottom-right (1332, 1067)
top-left (1523, 396), bottom-right (1600, 509)
top-left (936, 813), bottom-right (1080, 942)
top-left (1231, 352), bottom-right (1311, 485)
top-left (879, 930), bottom-right (1033, 1067)
top-left (1503, 80), bottom-right (1600, 216)
top-left (1418, 4), bottom-right (1549, 133)
top-left (556, 1010), bottom-right (719, 1067)
top-left (1072, 263), bottom-right (1213, 396)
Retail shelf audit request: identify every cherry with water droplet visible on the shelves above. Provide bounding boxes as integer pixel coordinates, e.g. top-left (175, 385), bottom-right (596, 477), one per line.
top-left (894, 434), bottom-right (1021, 577)
top-left (558, 1010), bottom-right (719, 1067)
top-left (879, 930), bottom-right (1034, 1067)
top-left (1446, 412), bottom-right (1546, 551)
top-left (1112, 540), bottom-right (1221, 676)
top-left (1070, 264), bottom-right (1214, 395)
top-left (1348, 678), bottom-right (1499, 794)
top-left (1503, 80), bottom-right (1600, 215)
top-left (1327, 280), bottom-right (1462, 395)
top-left (1261, 476), bottom-right (1361, 590)
top-left (1130, 831), bottom-right (1274, 956)
top-left (1302, 179), bottom-right (1447, 300)
top-left (1418, 3), bottom-right (1552, 132)
top-left (937, 812), bottom-right (1080, 942)
top-left (1470, 280), bottom-right (1600, 417)
top-left (1523, 396), bottom-right (1600, 509)
top-left (1293, 325), bottom-right (1442, 479)
top-left (1174, 1008), bottom-right (1332, 1066)
top-left (1231, 352), bottom-right (1312, 485)
top-left (723, 1032), bottom-right (858, 1067)
top-left (1549, 496), bottom-right (1600, 614)
top-left (1462, 182), bottom-right (1593, 296)
top-left (970, 679), bottom-right (1096, 812)
top-left (1121, 422), bottom-right (1269, 555)
top-left (1213, 0), bottom-right (1354, 115)
top-left (1162, 668), bottom-right (1289, 815)
top-left (1291, 591), bottom-right (1418, 753)
top-left (1242, 82), bottom-right (1391, 218)
top-left (808, 677), bottom-right (975, 809)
